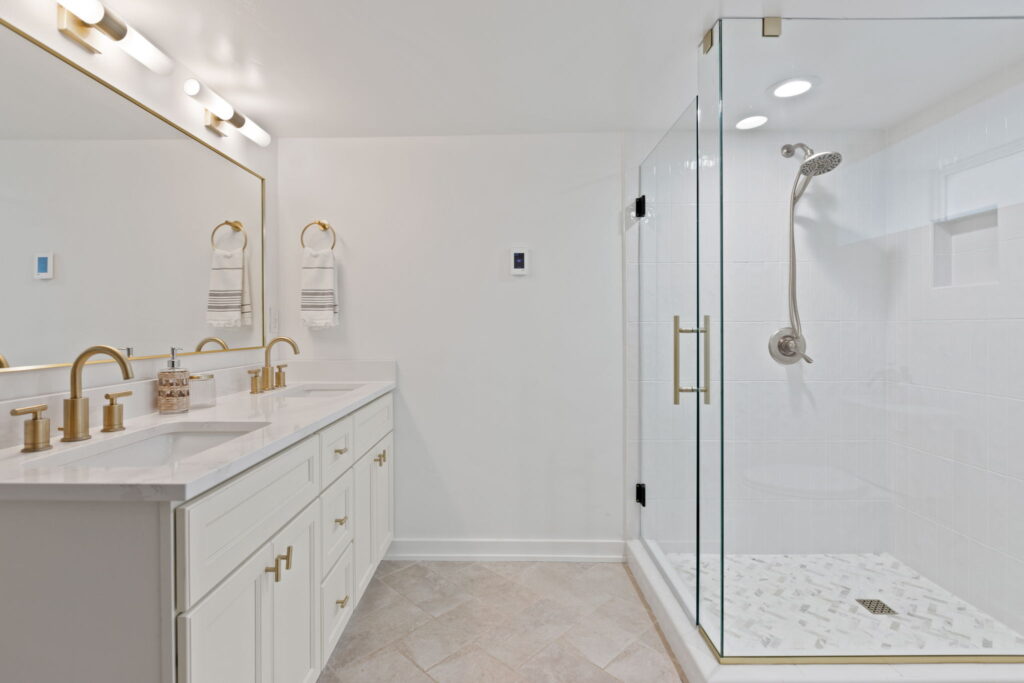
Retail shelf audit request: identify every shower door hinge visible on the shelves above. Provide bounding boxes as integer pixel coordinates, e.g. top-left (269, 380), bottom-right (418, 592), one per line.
top-left (702, 27), bottom-right (714, 54)
top-left (634, 195), bottom-right (646, 218)
top-left (635, 483), bottom-right (646, 507)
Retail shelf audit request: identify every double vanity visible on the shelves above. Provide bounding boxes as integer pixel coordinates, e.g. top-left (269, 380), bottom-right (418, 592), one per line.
top-left (0, 367), bottom-right (396, 683)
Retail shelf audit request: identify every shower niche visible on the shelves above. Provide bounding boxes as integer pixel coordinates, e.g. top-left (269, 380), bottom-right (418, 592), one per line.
top-left (635, 16), bottom-right (1024, 665)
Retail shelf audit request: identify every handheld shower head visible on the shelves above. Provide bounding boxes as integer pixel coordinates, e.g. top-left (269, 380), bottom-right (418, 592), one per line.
top-left (800, 151), bottom-right (842, 176)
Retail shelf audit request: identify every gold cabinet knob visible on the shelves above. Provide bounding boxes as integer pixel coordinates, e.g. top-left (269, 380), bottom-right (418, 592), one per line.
top-left (265, 557), bottom-right (282, 583)
top-left (334, 516), bottom-right (348, 526)
top-left (382, 449), bottom-right (388, 463)
top-left (373, 453), bottom-right (384, 466)
top-left (334, 447), bottom-right (348, 455)
top-left (336, 596), bottom-right (349, 608)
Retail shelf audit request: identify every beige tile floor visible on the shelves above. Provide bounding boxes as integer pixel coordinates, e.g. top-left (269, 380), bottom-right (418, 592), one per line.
top-left (317, 560), bottom-right (686, 683)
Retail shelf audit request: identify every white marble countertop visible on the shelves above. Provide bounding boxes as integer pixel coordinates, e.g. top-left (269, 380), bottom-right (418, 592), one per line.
top-left (0, 380), bottom-right (394, 502)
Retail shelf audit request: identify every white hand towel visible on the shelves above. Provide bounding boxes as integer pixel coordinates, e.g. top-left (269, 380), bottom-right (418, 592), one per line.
top-left (301, 247), bottom-right (339, 329)
top-left (207, 248), bottom-right (252, 328)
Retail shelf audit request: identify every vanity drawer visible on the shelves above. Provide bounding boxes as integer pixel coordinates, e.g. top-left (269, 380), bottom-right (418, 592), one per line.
top-left (353, 393), bottom-right (393, 458)
top-left (320, 544), bottom-right (355, 668)
top-left (176, 436), bottom-right (320, 611)
top-left (320, 469), bottom-right (354, 574)
top-left (320, 415), bottom-right (354, 487)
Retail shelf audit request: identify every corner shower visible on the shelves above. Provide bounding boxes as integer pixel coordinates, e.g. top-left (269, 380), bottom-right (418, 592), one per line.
top-left (634, 16), bottom-right (1024, 665)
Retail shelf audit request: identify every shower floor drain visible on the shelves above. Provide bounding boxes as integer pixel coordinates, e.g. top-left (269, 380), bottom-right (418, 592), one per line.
top-left (857, 599), bottom-right (897, 615)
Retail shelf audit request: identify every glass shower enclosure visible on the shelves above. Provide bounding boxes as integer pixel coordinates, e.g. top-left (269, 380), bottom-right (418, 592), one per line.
top-left (636, 16), bottom-right (1024, 663)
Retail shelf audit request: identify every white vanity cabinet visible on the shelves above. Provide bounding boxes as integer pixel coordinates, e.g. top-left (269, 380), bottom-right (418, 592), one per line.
top-left (177, 392), bottom-right (393, 683)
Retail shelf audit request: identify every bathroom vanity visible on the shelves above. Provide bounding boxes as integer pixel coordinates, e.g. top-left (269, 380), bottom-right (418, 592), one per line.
top-left (0, 377), bottom-right (395, 683)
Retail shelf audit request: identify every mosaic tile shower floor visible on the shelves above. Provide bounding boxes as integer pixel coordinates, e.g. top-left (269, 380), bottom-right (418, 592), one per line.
top-left (666, 552), bottom-right (1024, 657)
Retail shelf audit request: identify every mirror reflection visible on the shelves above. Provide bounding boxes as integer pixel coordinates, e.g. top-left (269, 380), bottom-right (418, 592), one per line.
top-left (0, 25), bottom-right (264, 372)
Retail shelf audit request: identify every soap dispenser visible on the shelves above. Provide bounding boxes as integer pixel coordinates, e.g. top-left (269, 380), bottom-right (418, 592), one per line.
top-left (157, 347), bottom-right (190, 414)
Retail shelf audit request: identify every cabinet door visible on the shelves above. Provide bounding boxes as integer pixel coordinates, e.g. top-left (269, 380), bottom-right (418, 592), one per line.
top-left (320, 469), bottom-right (354, 575)
top-left (177, 544), bottom-right (274, 683)
top-left (371, 433), bottom-right (394, 562)
top-left (271, 503), bottom-right (320, 683)
top-left (353, 451), bottom-right (375, 601)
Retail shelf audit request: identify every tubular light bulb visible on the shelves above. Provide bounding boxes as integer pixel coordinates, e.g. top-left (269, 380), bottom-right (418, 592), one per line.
top-left (59, 0), bottom-right (105, 24)
top-left (118, 26), bottom-right (173, 74)
top-left (773, 79), bottom-right (812, 98)
top-left (238, 118), bottom-right (271, 147)
top-left (183, 79), bottom-right (234, 121)
top-left (735, 115), bottom-right (768, 130)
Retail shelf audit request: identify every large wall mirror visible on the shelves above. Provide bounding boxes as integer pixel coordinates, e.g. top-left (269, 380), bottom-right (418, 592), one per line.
top-left (0, 22), bottom-right (265, 373)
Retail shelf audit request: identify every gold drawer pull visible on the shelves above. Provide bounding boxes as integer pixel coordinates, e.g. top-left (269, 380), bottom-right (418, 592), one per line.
top-left (373, 452), bottom-right (384, 466)
top-left (334, 447), bottom-right (348, 455)
top-left (381, 449), bottom-right (388, 463)
top-left (265, 557), bottom-right (282, 583)
top-left (277, 545), bottom-right (294, 571)
top-left (336, 596), bottom-right (349, 608)
top-left (334, 516), bottom-right (348, 526)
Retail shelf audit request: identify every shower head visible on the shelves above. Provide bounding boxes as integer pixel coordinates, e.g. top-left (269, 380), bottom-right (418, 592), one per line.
top-left (800, 151), bottom-right (842, 177)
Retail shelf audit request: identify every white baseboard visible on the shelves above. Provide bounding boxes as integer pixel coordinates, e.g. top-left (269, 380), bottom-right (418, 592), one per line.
top-left (386, 538), bottom-right (625, 562)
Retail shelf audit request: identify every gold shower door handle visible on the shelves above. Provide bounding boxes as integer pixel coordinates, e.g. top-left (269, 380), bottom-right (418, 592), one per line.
top-left (673, 314), bottom-right (711, 406)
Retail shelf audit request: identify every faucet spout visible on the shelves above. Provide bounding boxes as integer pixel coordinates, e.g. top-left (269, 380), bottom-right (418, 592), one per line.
top-left (70, 345), bottom-right (134, 399)
top-left (263, 337), bottom-right (300, 391)
top-left (0, 353), bottom-right (8, 369)
top-left (63, 345), bottom-right (133, 442)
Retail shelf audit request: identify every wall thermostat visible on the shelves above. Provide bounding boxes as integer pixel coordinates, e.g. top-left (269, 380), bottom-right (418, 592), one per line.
top-left (510, 249), bottom-right (529, 275)
top-left (34, 253), bottom-right (53, 280)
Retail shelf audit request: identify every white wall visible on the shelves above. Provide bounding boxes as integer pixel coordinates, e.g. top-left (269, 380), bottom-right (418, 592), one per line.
top-left (882, 77), bottom-right (1024, 633)
top-left (278, 133), bottom-right (626, 560)
top-left (0, 3), bottom-right (279, 402)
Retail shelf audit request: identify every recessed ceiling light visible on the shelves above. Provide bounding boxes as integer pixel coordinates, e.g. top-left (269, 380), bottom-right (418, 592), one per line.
top-left (736, 115), bottom-right (768, 130)
top-left (773, 78), bottom-right (813, 98)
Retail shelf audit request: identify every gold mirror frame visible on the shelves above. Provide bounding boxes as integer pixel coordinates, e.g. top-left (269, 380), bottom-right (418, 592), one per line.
top-left (0, 19), bottom-right (267, 375)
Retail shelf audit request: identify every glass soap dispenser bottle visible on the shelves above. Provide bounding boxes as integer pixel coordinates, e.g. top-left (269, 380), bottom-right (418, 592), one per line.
top-left (157, 347), bottom-right (190, 414)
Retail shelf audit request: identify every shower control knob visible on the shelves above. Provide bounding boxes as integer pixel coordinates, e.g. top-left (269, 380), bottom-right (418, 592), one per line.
top-left (769, 327), bottom-right (812, 365)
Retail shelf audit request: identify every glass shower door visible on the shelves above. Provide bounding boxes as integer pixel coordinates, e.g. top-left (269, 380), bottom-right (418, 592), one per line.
top-left (637, 98), bottom-right (702, 618)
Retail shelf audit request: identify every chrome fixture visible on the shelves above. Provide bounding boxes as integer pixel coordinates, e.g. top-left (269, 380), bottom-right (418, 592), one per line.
top-left (62, 345), bottom-right (134, 442)
top-left (195, 337), bottom-right (229, 352)
top-left (770, 143), bottom-right (843, 366)
top-left (263, 337), bottom-right (300, 391)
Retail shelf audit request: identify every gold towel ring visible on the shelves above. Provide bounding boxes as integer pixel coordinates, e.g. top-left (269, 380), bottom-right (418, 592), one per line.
top-left (211, 220), bottom-right (247, 250)
top-left (300, 220), bottom-right (336, 250)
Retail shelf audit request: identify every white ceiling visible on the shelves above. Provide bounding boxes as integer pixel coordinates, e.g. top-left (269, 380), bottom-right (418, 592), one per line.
top-left (722, 17), bottom-right (1024, 133)
top-left (111, 0), bottom-right (710, 138)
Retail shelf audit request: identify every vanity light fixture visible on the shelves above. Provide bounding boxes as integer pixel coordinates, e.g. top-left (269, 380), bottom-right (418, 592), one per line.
top-left (184, 78), bottom-right (272, 147)
top-left (772, 78), bottom-right (813, 98)
top-left (57, 1), bottom-right (173, 74)
top-left (736, 115), bottom-right (768, 130)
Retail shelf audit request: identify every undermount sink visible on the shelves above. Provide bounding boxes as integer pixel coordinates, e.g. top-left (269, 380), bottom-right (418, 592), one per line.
top-left (33, 421), bottom-right (270, 469)
top-left (279, 382), bottom-right (365, 398)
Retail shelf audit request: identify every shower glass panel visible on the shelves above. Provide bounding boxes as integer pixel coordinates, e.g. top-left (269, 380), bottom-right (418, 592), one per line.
top-left (638, 97), bottom-right (700, 618)
top-left (714, 17), bottom-right (1024, 659)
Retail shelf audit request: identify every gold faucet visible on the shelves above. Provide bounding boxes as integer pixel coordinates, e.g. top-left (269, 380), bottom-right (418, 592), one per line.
top-left (263, 337), bottom-right (299, 391)
top-left (0, 353), bottom-right (8, 369)
top-left (195, 337), bottom-right (229, 352)
top-left (62, 345), bottom-right (134, 442)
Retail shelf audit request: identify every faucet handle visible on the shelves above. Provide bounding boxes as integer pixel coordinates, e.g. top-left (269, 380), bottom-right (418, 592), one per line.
top-left (248, 368), bottom-right (264, 394)
top-left (10, 404), bottom-right (51, 453)
top-left (101, 391), bottom-right (132, 433)
top-left (274, 364), bottom-right (288, 389)
top-left (10, 404), bottom-right (47, 419)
